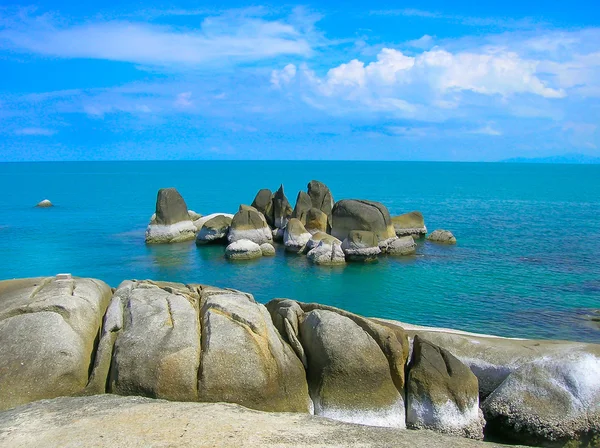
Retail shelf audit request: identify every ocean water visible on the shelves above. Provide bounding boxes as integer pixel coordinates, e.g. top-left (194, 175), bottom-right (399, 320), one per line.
top-left (1, 161), bottom-right (599, 342)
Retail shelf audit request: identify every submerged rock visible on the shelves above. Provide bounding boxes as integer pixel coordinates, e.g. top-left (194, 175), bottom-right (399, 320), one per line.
top-left (392, 211), bottom-right (427, 238)
top-left (341, 230), bottom-right (381, 262)
top-left (284, 218), bottom-right (312, 253)
top-left (36, 199), bottom-right (53, 208)
top-left (195, 215), bottom-right (232, 245)
top-left (427, 229), bottom-right (457, 244)
top-left (272, 185), bottom-right (293, 229)
top-left (227, 205), bottom-right (272, 245)
top-left (482, 353), bottom-right (600, 446)
top-left (145, 188), bottom-right (197, 244)
top-left (406, 336), bottom-right (485, 440)
top-left (225, 239), bottom-right (263, 260)
top-left (331, 199), bottom-right (396, 242)
top-left (0, 276), bottom-right (112, 411)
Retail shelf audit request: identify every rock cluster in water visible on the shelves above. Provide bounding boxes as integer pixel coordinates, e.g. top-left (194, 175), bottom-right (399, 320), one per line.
top-left (144, 181), bottom-right (456, 264)
top-left (1, 275), bottom-right (599, 447)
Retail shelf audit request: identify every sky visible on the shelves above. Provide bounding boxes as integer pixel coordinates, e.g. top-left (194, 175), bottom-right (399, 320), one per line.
top-left (0, 1), bottom-right (599, 161)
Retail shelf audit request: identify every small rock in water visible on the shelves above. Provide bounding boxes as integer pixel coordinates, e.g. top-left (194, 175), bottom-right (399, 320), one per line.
top-left (427, 229), bottom-right (457, 244)
top-left (36, 199), bottom-right (53, 208)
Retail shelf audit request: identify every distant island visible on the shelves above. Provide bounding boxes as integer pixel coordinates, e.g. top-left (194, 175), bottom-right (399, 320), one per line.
top-left (502, 153), bottom-right (600, 164)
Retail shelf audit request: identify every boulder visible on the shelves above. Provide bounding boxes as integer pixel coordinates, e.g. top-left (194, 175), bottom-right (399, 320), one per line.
top-left (392, 211), bottom-right (427, 238)
top-left (272, 227), bottom-right (285, 243)
top-left (0, 395), bottom-right (518, 448)
top-left (406, 336), bottom-right (485, 439)
top-left (0, 276), bottom-right (112, 411)
top-left (227, 204), bottom-right (272, 245)
top-left (266, 300), bottom-right (409, 428)
top-left (87, 281), bottom-right (201, 402)
top-left (198, 289), bottom-right (310, 412)
top-left (225, 239), bottom-right (263, 260)
top-left (145, 188), bottom-right (197, 244)
top-left (283, 218), bottom-right (312, 253)
top-left (305, 208), bottom-right (329, 233)
top-left (331, 199), bottom-right (396, 242)
top-left (307, 180), bottom-right (334, 224)
top-left (195, 215), bottom-right (232, 245)
top-left (341, 230), bottom-right (381, 262)
top-left (251, 189), bottom-right (274, 226)
top-left (272, 185), bottom-right (293, 229)
top-left (260, 243), bottom-right (276, 257)
top-left (387, 236), bottom-right (417, 256)
top-left (36, 199), bottom-right (52, 208)
top-left (428, 230), bottom-right (457, 244)
top-left (299, 309), bottom-right (406, 427)
top-left (482, 353), bottom-right (600, 446)
top-left (292, 191), bottom-right (313, 224)
top-left (307, 240), bottom-right (346, 265)
top-left (191, 212), bottom-right (234, 231)
top-left (306, 232), bottom-right (341, 251)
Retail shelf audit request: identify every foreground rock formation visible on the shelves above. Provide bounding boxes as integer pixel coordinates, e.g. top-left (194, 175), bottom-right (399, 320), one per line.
top-left (1, 275), bottom-right (598, 447)
top-left (0, 395), bottom-right (517, 448)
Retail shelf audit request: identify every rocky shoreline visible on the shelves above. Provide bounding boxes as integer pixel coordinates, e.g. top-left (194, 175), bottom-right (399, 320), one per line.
top-left (0, 275), bottom-right (598, 447)
top-left (144, 181), bottom-right (457, 264)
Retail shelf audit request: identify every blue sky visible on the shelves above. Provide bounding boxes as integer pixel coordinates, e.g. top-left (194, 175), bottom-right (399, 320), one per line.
top-left (0, 1), bottom-right (599, 161)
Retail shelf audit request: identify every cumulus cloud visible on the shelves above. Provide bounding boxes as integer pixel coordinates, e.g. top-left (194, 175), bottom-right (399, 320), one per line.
top-left (0, 8), bottom-right (316, 67)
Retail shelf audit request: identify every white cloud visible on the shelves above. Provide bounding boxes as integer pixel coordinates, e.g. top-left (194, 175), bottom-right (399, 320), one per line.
top-left (0, 9), bottom-right (316, 67)
top-left (14, 127), bottom-right (57, 136)
top-left (470, 125), bottom-right (502, 136)
top-left (271, 63), bottom-right (297, 88)
top-left (175, 92), bottom-right (193, 108)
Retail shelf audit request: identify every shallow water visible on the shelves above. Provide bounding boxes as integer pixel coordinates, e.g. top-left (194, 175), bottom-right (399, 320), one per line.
top-left (1, 161), bottom-right (599, 342)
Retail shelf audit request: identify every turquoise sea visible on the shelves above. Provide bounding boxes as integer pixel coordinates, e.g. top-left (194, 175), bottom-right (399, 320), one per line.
top-left (1, 161), bottom-right (599, 342)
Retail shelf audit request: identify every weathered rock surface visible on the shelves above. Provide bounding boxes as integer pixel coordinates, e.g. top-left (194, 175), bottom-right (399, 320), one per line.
top-left (0, 395), bottom-right (519, 448)
top-left (387, 236), bottom-right (417, 256)
top-left (305, 207), bottom-right (329, 233)
top-left (428, 229), bottom-right (457, 244)
top-left (260, 242), bottom-right (276, 256)
top-left (195, 215), bottom-right (232, 245)
top-left (283, 218), bottom-right (312, 253)
top-left (251, 188), bottom-right (274, 227)
top-left (187, 210), bottom-right (202, 221)
top-left (307, 180), bottom-right (334, 224)
top-left (272, 185), bottom-right (293, 229)
top-left (392, 211), bottom-right (427, 238)
top-left (198, 289), bottom-right (310, 412)
top-left (331, 199), bottom-right (396, 242)
top-left (145, 188), bottom-right (197, 244)
top-left (36, 199), bottom-right (53, 208)
top-left (87, 281), bottom-right (200, 402)
top-left (192, 212), bottom-right (234, 231)
top-left (292, 191), bottom-right (313, 224)
top-left (0, 276), bottom-right (112, 411)
top-left (482, 353), bottom-right (600, 446)
top-left (341, 230), bottom-right (381, 262)
top-left (306, 231), bottom-right (341, 252)
top-left (267, 300), bottom-right (409, 428)
top-left (406, 336), bottom-right (485, 440)
top-left (307, 240), bottom-right (346, 265)
top-left (227, 205), bottom-right (272, 245)
top-left (225, 239), bottom-right (263, 260)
